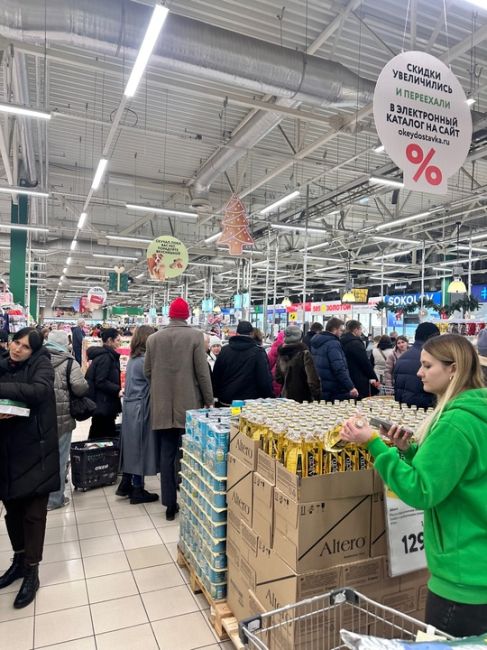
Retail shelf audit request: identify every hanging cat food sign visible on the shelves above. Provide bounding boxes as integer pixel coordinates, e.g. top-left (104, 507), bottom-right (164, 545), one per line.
top-left (146, 236), bottom-right (188, 282)
top-left (373, 51), bottom-right (472, 194)
top-left (87, 286), bottom-right (107, 308)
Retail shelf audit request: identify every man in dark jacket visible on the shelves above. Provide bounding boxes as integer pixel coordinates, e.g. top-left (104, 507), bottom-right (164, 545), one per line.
top-left (311, 317), bottom-right (358, 401)
top-left (71, 319), bottom-right (85, 365)
top-left (394, 322), bottom-right (440, 408)
top-left (86, 328), bottom-right (122, 439)
top-left (212, 321), bottom-right (273, 405)
top-left (303, 322), bottom-right (323, 349)
top-left (341, 320), bottom-right (380, 400)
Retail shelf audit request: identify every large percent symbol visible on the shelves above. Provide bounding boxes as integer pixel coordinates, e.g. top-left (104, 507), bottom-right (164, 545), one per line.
top-left (406, 144), bottom-right (442, 186)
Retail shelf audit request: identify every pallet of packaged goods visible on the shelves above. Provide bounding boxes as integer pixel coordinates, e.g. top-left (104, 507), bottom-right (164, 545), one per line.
top-left (226, 399), bottom-right (432, 649)
top-left (179, 407), bottom-right (234, 640)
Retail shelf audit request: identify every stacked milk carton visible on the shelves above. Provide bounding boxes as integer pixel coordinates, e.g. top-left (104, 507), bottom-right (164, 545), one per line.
top-left (179, 408), bottom-right (231, 601)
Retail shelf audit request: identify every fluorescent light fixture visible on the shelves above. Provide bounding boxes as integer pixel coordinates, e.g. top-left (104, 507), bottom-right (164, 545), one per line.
top-left (124, 5), bottom-right (169, 98)
top-left (471, 232), bottom-right (487, 241)
top-left (77, 212), bottom-right (87, 229)
top-left (369, 276), bottom-right (400, 282)
top-left (106, 235), bottom-right (152, 244)
top-left (466, 98), bottom-right (476, 106)
top-left (458, 245), bottom-right (487, 253)
top-left (433, 266), bottom-right (451, 272)
top-left (373, 249), bottom-right (413, 260)
top-left (126, 203), bottom-right (198, 219)
top-left (298, 242), bottom-right (329, 252)
top-left (189, 262), bottom-right (221, 269)
top-left (91, 158), bottom-right (108, 190)
top-left (373, 236), bottom-right (417, 245)
top-left (70, 240), bottom-right (77, 251)
top-left (439, 257), bottom-right (480, 266)
top-left (62, 267), bottom-right (67, 274)
top-left (0, 186), bottom-right (49, 198)
top-left (0, 102), bottom-right (51, 120)
top-left (136, 272), bottom-right (145, 279)
top-left (270, 223), bottom-right (328, 234)
top-left (369, 176), bottom-right (404, 189)
top-left (464, 0), bottom-right (487, 9)
top-left (371, 261), bottom-right (411, 268)
top-left (259, 190), bottom-right (300, 214)
top-left (374, 145), bottom-right (385, 153)
top-left (375, 211), bottom-right (431, 231)
top-left (66, 257), bottom-right (72, 265)
top-left (306, 255), bottom-right (343, 262)
top-left (205, 232), bottom-right (222, 244)
top-left (0, 223), bottom-right (49, 233)
top-left (93, 253), bottom-right (138, 261)
top-left (86, 266), bottom-right (114, 271)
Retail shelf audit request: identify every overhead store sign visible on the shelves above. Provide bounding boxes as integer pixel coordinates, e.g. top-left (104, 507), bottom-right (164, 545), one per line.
top-left (373, 51), bottom-right (472, 194)
top-left (472, 285), bottom-right (487, 302)
top-left (146, 236), bottom-right (188, 281)
top-left (385, 291), bottom-right (441, 307)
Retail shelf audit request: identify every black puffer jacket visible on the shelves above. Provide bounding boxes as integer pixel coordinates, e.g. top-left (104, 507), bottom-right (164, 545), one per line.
top-left (212, 335), bottom-right (273, 405)
top-left (86, 345), bottom-right (121, 417)
top-left (311, 331), bottom-right (354, 401)
top-left (275, 343), bottom-right (321, 402)
top-left (340, 332), bottom-right (378, 400)
top-left (393, 340), bottom-right (435, 408)
top-left (0, 347), bottom-right (59, 500)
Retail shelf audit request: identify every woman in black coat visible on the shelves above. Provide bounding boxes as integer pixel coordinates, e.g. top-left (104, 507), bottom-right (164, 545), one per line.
top-left (0, 328), bottom-right (58, 609)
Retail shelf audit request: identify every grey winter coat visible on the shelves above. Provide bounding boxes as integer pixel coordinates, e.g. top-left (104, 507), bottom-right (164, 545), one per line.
top-left (45, 343), bottom-right (89, 435)
top-left (120, 355), bottom-right (158, 476)
top-left (144, 320), bottom-right (214, 430)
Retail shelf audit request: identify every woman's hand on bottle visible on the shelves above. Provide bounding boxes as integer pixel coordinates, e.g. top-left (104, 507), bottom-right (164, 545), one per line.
top-left (384, 424), bottom-right (413, 451)
top-left (341, 417), bottom-right (374, 445)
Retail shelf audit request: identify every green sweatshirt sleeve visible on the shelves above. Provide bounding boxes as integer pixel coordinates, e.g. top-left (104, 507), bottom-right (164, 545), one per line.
top-left (365, 417), bottom-right (472, 510)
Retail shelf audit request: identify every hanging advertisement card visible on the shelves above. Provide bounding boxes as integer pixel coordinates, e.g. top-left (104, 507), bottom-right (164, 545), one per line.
top-left (373, 51), bottom-right (472, 194)
top-left (87, 286), bottom-right (107, 308)
top-left (146, 236), bottom-right (188, 281)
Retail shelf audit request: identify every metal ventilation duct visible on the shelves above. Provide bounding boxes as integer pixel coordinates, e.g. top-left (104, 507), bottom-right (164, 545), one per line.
top-left (0, 0), bottom-right (375, 199)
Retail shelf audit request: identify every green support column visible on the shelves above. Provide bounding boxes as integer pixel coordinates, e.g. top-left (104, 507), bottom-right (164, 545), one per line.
top-left (30, 280), bottom-right (38, 323)
top-left (9, 195), bottom-right (28, 306)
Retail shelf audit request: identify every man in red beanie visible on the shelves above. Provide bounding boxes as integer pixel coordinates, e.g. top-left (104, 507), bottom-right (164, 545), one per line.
top-left (145, 297), bottom-right (213, 520)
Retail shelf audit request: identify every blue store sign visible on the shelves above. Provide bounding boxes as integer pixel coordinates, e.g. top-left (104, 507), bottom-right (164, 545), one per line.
top-left (472, 285), bottom-right (487, 302)
top-left (385, 291), bottom-right (441, 307)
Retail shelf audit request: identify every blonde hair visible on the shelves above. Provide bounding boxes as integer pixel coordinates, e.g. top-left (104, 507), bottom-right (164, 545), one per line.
top-left (415, 334), bottom-right (485, 443)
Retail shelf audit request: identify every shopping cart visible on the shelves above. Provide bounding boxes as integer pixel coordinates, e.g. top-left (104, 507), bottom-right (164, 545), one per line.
top-left (239, 588), bottom-right (451, 650)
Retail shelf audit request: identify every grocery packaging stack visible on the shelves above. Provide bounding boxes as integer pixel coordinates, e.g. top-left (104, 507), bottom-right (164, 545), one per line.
top-left (226, 399), bottom-right (432, 650)
top-left (179, 408), bottom-right (231, 601)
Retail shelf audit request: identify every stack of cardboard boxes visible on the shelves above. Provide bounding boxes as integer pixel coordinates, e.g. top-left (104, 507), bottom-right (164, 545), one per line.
top-left (227, 423), bottom-right (428, 647)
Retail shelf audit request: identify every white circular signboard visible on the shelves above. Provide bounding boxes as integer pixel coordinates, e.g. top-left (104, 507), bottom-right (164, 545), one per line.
top-left (373, 51), bottom-right (472, 195)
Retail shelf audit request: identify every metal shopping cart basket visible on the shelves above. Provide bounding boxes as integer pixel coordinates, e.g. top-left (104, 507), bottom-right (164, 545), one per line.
top-left (239, 588), bottom-right (452, 650)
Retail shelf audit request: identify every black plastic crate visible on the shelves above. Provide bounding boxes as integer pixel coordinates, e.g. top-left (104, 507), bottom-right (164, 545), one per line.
top-left (70, 439), bottom-right (120, 491)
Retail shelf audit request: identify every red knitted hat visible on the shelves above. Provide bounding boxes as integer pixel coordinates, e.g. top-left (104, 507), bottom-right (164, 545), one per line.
top-left (169, 297), bottom-right (190, 320)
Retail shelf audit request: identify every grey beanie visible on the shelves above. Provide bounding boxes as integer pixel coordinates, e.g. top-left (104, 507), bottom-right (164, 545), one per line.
top-left (48, 329), bottom-right (69, 349)
top-left (284, 325), bottom-right (303, 345)
top-left (477, 329), bottom-right (487, 357)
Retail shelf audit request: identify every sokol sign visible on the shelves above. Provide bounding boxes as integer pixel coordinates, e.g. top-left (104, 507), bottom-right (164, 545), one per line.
top-left (374, 51), bottom-right (472, 194)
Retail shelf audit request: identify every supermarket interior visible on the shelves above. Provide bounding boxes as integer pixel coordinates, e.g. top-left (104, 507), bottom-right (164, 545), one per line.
top-left (0, 0), bottom-right (487, 648)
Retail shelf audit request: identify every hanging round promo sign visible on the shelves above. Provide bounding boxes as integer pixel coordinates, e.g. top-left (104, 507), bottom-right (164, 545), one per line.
top-left (87, 286), bottom-right (107, 307)
top-left (373, 51), bottom-right (472, 195)
top-left (146, 236), bottom-right (188, 282)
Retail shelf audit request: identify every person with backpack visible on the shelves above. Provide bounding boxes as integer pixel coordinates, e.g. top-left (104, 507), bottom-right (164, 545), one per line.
top-left (45, 330), bottom-right (89, 510)
top-left (275, 326), bottom-right (321, 402)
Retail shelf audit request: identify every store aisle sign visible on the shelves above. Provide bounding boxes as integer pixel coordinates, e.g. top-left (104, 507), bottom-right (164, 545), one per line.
top-left (472, 285), bottom-right (487, 302)
top-left (373, 51), bottom-right (472, 194)
top-left (146, 236), bottom-right (188, 281)
top-left (385, 488), bottom-right (427, 577)
top-left (385, 291), bottom-right (441, 307)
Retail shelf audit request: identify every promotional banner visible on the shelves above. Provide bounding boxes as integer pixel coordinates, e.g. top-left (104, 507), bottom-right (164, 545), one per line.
top-left (146, 236), bottom-right (188, 281)
top-left (373, 51), bottom-right (472, 194)
top-left (87, 286), bottom-right (107, 307)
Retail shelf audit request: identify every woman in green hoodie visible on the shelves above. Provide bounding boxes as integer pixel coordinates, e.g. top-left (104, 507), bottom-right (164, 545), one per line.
top-left (342, 333), bottom-right (487, 636)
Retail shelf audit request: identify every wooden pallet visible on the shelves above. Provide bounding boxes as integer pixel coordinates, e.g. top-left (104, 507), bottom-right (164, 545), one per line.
top-left (177, 545), bottom-right (243, 644)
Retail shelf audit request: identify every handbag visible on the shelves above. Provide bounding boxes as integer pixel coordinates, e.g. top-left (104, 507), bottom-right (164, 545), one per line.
top-left (66, 358), bottom-right (97, 421)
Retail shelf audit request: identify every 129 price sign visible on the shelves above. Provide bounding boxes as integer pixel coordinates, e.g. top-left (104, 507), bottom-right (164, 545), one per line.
top-left (385, 489), bottom-right (427, 577)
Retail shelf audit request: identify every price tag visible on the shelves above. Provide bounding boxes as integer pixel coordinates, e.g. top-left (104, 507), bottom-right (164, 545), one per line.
top-left (385, 488), bottom-right (426, 577)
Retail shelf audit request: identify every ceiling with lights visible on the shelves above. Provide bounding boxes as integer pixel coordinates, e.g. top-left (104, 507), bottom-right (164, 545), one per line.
top-left (0, 0), bottom-right (486, 312)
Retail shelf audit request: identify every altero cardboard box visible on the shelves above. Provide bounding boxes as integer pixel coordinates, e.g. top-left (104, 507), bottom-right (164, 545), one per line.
top-left (227, 561), bottom-right (253, 622)
top-left (256, 448), bottom-right (276, 485)
top-left (229, 427), bottom-right (260, 471)
top-left (273, 488), bottom-right (372, 572)
top-left (252, 471), bottom-right (274, 548)
top-left (227, 453), bottom-right (253, 527)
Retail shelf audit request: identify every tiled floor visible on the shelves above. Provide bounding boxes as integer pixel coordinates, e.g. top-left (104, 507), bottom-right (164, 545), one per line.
top-left (0, 422), bottom-right (234, 650)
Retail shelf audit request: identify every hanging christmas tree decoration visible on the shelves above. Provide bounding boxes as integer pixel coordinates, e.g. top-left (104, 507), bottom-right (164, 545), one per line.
top-left (218, 194), bottom-right (254, 256)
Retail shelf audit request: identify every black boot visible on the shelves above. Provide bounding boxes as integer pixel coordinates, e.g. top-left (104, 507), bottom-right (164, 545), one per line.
top-left (0, 552), bottom-right (25, 589)
top-left (14, 564), bottom-right (39, 609)
top-left (115, 474), bottom-right (132, 497)
top-left (130, 487), bottom-right (159, 504)
top-left (165, 504), bottom-right (180, 521)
